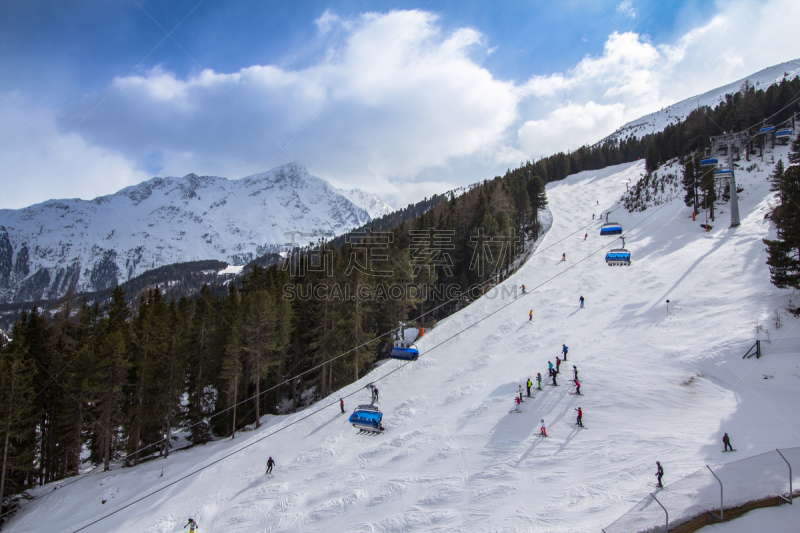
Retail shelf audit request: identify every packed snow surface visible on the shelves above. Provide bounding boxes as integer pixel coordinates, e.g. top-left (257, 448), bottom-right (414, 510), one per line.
top-left (7, 148), bottom-right (800, 532)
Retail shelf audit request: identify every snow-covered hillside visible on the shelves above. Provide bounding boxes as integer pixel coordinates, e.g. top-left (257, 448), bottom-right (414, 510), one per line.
top-left (604, 58), bottom-right (800, 143)
top-left (0, 162), bottom-right (391, 303)
top-left (7, 140), bottom-right (800, 532)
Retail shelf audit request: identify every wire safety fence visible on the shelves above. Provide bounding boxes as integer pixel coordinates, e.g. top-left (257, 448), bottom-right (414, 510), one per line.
top-left (603, 447), bottom-right (800, 533)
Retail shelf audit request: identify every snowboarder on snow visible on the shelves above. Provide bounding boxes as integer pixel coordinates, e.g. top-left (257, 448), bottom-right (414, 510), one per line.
top-left (266, 456), bottom-right (276, 475)
top-left (526, 378), bottom-right (532, 397)
top-left (723, 433), bottom-right (733, 451)
top-left (185, 518), bottom-right (198, 532)
top-left (340, 398), bottom-right (345, 414)
top-left (514, 396), bottom-right (522, 412)
top-left (579, 296), bottom-right (584, 308)
top-left (575, 407), bottom-right (583, 427)
top-left (562, 344), bottom-right (568, 360)
top-left (572, 365), bottom-right (578, 380)
top-left (540, 419), bottom-right (547, 436)
top-left (537, 372), bottom-right (542, 390)
top-left (655, 461), bottom-right (664, 487)
top-left (574, 379), bottom-right (581, 395)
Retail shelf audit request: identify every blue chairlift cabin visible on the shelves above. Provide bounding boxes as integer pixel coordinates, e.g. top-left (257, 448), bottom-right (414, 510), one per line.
top-left (699, 157), bottom-right (718, 167)
top-left (349, 404), bottom-right (384, 433)
top-left (776, 129), bottom-right (792, 139)
top-left (714, 169), bottom-right (733, 179)
top-left (605, 237), bottom-right (631, 266)
top-left (759, 125), bottom-right (775, 133)
top-left (390, 343), bottom-right (419, 360)
top-left (600, 212), bottom-right (623, 236)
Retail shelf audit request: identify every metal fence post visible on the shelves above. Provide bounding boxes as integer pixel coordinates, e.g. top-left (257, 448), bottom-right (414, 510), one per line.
top-left (707, 465), bottom-right (724, 521)
top-left (651, 492), bottom-right (669, 532)
top-left (777, 449), bottom-right (793, 504)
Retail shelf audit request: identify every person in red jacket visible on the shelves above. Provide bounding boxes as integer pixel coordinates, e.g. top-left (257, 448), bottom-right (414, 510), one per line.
top-left (574, 379), bottom-right (581, 395)
top-left (575, 407), bottom-right (583, 427)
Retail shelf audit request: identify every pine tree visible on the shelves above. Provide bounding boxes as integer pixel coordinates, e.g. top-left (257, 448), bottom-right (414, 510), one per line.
top-left (241, 291), bottom-right (278, 428)
top-left (764, 166), bottom-right (800, 289)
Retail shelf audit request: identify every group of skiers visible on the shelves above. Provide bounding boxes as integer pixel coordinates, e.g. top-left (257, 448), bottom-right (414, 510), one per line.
top-left (515, 343), bottom-right (583, 429)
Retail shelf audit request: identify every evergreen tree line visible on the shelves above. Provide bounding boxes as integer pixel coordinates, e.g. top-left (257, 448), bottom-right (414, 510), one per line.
top-left (0, 171), bottom-right (547, 509)
top-left (764, 136), bottom-right (800, 290)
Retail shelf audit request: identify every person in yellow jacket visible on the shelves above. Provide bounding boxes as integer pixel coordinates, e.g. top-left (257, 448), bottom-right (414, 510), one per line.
top-left (526, 378), bottom-right (532, 397)
top-left (185, 518), bottom-right (198, 532)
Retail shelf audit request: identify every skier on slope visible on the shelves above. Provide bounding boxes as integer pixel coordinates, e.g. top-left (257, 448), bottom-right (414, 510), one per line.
top-left (572, 365), bottom-right (578, 380)
top-left (551, 369), bottom-right (558, 386)
top-left (574, 379), bottom-right (581, 395)
top-left (526, 378), bottom-right (532, 397)
top-left (540, 419), bottom-right (547, 436)
top-left (723, 433), bottom-right (734, 451)
top-left (655, 461), bottom-right (664, 487)
top-left (575, 407), bottom-right (583, 427)
top-left (340, 398), bottom-right (345, 414)
top-left (584, 233), bottom-right (588, 240)
top-left (529, 310), bottom-right (533, 321)
top-left (185, 518), bottom-right (199, 532)
top-left (537, 372), bottom-right (542, 390)
top-left (556, 356), bottom-right (561, 372)
top-left (514, 396), bottom-right (522, 412)
top-left (561, 253), bottom-right (566, 262)
top-left (518, 384), bottom-right (525, 402)
top-left (548, 361), bottom-right (554, 377)
top-left (562, 344), bottom-right (568, 360)
top-left (521, 284), bottom-right (526, 294)
top-left (579, 296), bottom-right (585, 308)
top-left (266, 456), bottom-right (276, 475)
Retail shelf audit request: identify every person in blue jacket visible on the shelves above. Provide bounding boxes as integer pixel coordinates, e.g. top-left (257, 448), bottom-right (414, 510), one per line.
top-left (548, 361), bottom-right (554, 376)
top-left (562, 344), bottom-right (568, 361)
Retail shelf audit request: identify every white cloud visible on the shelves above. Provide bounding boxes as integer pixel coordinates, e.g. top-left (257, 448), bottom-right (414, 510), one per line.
top-left (3, 1), bottom-right (800, 210)
top-left (617, 0), bottom-right (636, 18)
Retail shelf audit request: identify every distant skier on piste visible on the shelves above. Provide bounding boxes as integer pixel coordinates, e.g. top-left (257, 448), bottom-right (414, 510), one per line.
top-left (529, 310), bottom-right (533, 321)
top-left (723, 433), bottom-right (734, 451)
top-left (572, 365), bottom-right (578, 380)
top-left (526, 378), bottom-right (532, 397)
top-left (575, 407), bottom-right (583, 427)
top-left (579, 296), bottom-right (584, 308)
top-left (518, 384), bottom-right (525, 402)
top-left (556, 356), bottom-right (561, 372)
top-left (540, 419), bottom-right (547, 436)
top-left (266, 456), bottom-right (276, 475)
top-left (548, 361), bottom-right (554, 376)
top-left (185, 518), bottom-right (198, 531)
top-left (655, 461), bottom-right (664, 487)
top-left (521, 284), bottom-right (526, 294)
top-left (537, 372), bottom-right (542, 390)
top-left (562, 344), bottom-right (568, 360)
top-left (574, 379), bottom-right (581, 395)
top-left (551, 369), bottom-right (558, 386)
top-left (514, 396), bottom-right (522, 412)
top-left (584, 233), bottom-right (588, 240)
top-left (561, 253), bottom-right (566, 261)
top-left (340, 398), bottom-right (345, 414)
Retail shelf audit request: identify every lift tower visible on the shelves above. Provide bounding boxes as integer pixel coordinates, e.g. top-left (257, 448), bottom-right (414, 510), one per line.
top-left (709, 131), bottom-right (749, 227)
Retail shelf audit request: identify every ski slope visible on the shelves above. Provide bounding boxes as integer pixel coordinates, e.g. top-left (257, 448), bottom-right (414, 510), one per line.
top-left (7, 151), bottom-right (800, 533)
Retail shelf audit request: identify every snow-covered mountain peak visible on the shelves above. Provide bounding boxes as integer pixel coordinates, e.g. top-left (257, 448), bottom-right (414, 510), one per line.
top-left (0, 162), bottom-right (391, 304)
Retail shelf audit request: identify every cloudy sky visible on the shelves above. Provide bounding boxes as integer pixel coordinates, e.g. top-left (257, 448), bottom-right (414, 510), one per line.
top-left (1, 0), bottom-right (799, 210)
